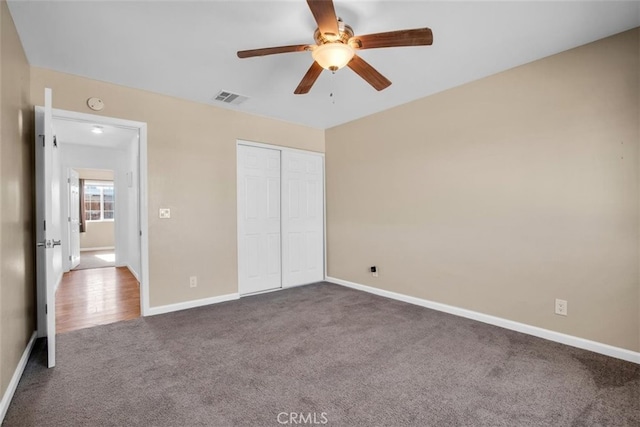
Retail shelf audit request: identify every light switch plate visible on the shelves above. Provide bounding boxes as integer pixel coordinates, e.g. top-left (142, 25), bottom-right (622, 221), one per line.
top-left (159, 208), bottom-right (171, 219)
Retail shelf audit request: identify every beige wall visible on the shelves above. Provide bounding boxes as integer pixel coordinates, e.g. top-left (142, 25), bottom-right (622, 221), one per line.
top-left (80, 222), bottom-right (114, 250)
top-left (30, 68), bottom-right (325, 307)
top-left (0, 0), bottom-right (34, 398)
top-left (326, 29), bottom-right (640, 352)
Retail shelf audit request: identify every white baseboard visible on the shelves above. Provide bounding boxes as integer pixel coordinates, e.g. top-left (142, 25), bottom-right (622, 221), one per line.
top-left (126, 264), bottom-right (140, 282)
top-left (147, 293), bottom-right (239, 316)
top-left (0, 331), bottom-right (37, 423)
top-left (80, 246), bottom-right (114, 252)
top-left (326, 276), bottom-right (640, 364)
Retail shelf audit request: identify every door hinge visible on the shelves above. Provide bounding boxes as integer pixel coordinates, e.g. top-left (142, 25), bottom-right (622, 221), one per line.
top-left (43, 220), bottom-right (46, 231)
top-left (45, 304), bottom-right (48, 314)
top-left (53, 135), bottom-right (57, 148)
top-left (68, 216), bottom-right (71, 222)
top-left (69, 255), bottom-right (72, 261)
top-left (39, 134), bottom-right (44, 146)
top-left (139, 230), bottom-right (142, 237)
top-left (67, 178), bottom-right (71, 184)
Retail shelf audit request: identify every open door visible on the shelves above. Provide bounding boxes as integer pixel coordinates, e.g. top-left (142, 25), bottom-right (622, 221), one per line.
top-left (35, 88), bottom-right (63, 368)
top-left (68, 169), bottom-right (81, 270)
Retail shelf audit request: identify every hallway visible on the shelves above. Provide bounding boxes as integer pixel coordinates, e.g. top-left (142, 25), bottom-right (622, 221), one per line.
top-left (56, 267), bottom-right (140, 334)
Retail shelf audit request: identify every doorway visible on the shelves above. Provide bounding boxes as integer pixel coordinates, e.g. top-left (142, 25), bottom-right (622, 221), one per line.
top-left (55, 119), bottom-right (140, 333)
top-left (71, 170), bottom-right (116, 270)
top-left (45, 111), bottom-right (148, 335)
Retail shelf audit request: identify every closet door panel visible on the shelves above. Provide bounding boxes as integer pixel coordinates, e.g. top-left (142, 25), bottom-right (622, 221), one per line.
top-left (282, 151), bottom-right (324, 287)
top-left (237, 145), bottom-right (281, 295)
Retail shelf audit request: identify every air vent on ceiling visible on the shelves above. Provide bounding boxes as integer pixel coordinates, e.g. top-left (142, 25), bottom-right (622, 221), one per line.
top-left (213, 90), bottom-right (249, 106)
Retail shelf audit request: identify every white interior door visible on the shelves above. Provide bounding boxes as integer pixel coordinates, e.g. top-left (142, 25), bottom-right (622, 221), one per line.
top-left (282, 151), bottom-right (324, 287)
top-left (35, 88), bottom-right (62, 368)
top-left (237, 145), bottom-right (281, 295)
top-left (68, 169), bottom-right (80, 269)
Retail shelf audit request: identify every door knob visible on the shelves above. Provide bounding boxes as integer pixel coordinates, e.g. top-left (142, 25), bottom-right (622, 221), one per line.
top-left (36, 239), bottom-right (61, 248)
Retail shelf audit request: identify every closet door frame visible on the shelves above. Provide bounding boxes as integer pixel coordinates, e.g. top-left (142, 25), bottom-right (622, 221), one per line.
top-left (236, 140), bottom-right (326, 296)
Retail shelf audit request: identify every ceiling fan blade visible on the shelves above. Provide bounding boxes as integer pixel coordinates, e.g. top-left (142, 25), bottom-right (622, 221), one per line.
top-left (237, 44), bottom-right (309, 59)
top-left (347, 55), bottom-right (391, 91)
top-left (294, 61), bottom-right (324, 95)
top-left (350, 28), bottom-right (433, 50)
top-left (307, 0), bottom-right (339, 37)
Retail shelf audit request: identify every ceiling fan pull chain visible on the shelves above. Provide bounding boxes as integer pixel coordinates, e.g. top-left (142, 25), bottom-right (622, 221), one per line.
top-left (330, 71), bottom-right (336, 105)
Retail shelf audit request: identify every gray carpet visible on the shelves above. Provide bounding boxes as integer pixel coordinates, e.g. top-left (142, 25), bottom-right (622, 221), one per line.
top-left (73, 250), bottom-right (115, 270)
top-left (4, 282), bottom-right (639, 426)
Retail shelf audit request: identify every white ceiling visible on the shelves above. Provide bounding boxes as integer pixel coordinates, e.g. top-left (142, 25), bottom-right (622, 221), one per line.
top-left (53, 118), bottom-right (138, 151)
top-left (8, 1), bottom-right (640, 130)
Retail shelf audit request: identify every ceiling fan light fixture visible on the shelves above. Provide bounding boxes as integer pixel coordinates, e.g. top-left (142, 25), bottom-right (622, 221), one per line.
top-left (312, 42), bottom-right (355, 72)
top-left (236, 0), bottom-right (432, 94)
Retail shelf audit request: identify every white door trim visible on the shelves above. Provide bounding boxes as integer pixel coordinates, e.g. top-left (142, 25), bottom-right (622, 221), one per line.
top-left (46, 107), bottom-right (150, 316)
top-left (236, 139), bottom-right (325, 158)
top-left (236, 139), bottom-right (326, 296)
top-left (67, 168), bottom-right (80, 270)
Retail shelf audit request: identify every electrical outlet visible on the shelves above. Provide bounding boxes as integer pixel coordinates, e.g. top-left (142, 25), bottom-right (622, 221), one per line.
top-left (189, 276), bottom-right (197, 288)
top-left (555, 299), bottom-right (567, 316)
top-left (370, 266), bottom-right (378, 277)
top-left (159, 208), bottom-right (171, 219)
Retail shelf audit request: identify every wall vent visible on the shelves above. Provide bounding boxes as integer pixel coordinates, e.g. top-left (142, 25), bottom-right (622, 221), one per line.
top-left (213, 90), bottom-right (249, 106)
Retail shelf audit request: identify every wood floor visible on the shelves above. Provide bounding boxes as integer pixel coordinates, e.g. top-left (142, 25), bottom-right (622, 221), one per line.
top-left (56, 267), bottom-right (140, 334)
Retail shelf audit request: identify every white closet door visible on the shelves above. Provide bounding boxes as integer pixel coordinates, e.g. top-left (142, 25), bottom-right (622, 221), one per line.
top-left (237, 145), bottom-right (281, 295)
top-left (282, 151), bottom-right (324, 287)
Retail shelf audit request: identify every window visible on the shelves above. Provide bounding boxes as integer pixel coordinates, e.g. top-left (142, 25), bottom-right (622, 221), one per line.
top-left (84, 181), bottom-right (114, 221)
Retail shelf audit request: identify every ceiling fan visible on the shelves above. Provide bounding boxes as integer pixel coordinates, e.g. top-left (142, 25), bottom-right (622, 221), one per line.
top-left (237, 0), bottom-right (433, 95)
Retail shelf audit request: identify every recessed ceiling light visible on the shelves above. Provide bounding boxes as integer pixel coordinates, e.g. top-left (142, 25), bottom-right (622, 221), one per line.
top-left (92, 125), bottom-right (103, 134)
